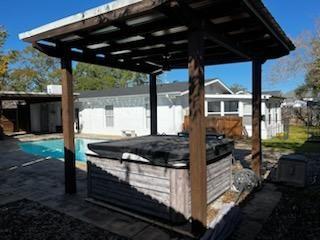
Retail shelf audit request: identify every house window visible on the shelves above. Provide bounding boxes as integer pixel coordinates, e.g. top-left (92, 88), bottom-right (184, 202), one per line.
top-left (207, 101), bottom-right (220, 114)
top-left (105, 105), bottom-right (114, 127)
top-left (224, 101), bottom-right (238, 113)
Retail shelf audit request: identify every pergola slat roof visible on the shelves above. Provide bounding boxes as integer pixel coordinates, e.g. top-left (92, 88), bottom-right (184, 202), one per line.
top-left (20, 0), bottom-right (295, 74)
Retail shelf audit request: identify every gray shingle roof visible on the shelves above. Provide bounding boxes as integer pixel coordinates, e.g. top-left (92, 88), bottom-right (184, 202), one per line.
top-left (79, 79), bottom-right (218, 98)
top-left (262, 91), bottom-right (283, 98)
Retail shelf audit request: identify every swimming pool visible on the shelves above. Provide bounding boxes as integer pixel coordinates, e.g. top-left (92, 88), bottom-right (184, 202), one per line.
top-left (19, 138), bottom-right (103, 162)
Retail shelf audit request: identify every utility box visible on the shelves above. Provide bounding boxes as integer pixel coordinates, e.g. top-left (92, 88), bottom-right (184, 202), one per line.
top-left (47, 85), bottom-right (62, 94)
top-left (277, 154), bottom-right (307, 187)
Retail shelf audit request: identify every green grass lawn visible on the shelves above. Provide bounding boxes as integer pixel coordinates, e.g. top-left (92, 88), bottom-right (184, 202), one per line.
top-left (262, 125), bottom-right (320, 153)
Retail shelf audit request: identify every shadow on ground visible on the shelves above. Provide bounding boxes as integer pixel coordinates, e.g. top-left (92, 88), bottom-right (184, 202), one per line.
top-left (0, 134), bottom-right (241, 240)
top-left (0, 199), bottom-right (128, 240)
top-left (0, 135), bottom-right (193, 240)
top-left (255, 185), bottom-right (320, 240)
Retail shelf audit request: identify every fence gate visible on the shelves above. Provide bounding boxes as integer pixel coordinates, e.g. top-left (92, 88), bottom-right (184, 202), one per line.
top-left (183, 116), bottom-right (243, 138)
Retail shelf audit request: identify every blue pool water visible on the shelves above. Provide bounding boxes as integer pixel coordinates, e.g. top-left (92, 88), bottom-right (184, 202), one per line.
top-left (19, 138), bottom-right (103, 162)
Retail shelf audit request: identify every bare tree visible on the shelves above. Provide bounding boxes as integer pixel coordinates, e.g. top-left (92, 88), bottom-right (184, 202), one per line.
top-left (229, 83), bottom-right (247, 93)
top-left (268, 19), bottom-right (320, 99)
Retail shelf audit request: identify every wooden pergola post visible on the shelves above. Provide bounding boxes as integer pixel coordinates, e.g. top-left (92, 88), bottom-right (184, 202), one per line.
top-left (251, 59), bottom-right (263, 177)
top-left (149, 74), bottom-right (157, 135)
top-left (188, 28), bottom-right (207, 233)
top-left (61, 54), bottom-right (76, 194)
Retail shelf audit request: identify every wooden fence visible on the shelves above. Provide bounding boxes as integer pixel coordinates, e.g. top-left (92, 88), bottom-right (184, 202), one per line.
top-left (183, 116), bottom-right (243, 138)
top-left (0, 114), bottom-right (15, 133)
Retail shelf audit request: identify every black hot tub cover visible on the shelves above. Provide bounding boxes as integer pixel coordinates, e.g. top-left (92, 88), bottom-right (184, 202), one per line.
top-left (87, 135), bottom-right (234, 168)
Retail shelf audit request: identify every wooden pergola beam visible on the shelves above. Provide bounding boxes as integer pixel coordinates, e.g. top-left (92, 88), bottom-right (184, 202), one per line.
top-left (161, 1), bottom-right (253, 60)
top-left (251, 59), bottom-right (263, 177)
top-left (188, 27), bottom-right (207, 234)
top-left (242, 0), bottom-right (291, 53)
top-left (204, 24), bottom-right (252, 59)
top-left (149, 74), bottom-right (158, 135)
top-left (36, 40), bottom-right (246, 72)
top-left (152, 55), bottom-right (247, 69)
top-left (117, 42), bottom-right (223, 62)
top-left (33, 42), bottom-right (158, 74)
top-left (68, 18), bottom-right (179, 48)
top-left (105, 43), bottom-right (188, 62)
top-left (61, 53), bottom-right (76, 194)
top-left (89, 31), bottom-right (188, 55)
top-left (23, 0), bottom-right (167, 43)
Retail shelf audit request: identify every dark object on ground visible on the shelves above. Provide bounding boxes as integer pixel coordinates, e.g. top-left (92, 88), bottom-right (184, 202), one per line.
top-left (233, 169), bottom-right (261, 192)
top-left (255, 185), bottom-right (320, 240)
top-left (273, 153), bottom-right (320, 186)
top-left (0, 199), bottom-right (129, 240)
top-left (88, 135), bottom-right (234, 168)
top-left (277, 154), bottom-right (307, 187)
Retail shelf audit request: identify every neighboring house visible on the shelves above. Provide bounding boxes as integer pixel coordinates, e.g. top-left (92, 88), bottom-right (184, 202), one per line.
top-left (282, 91), bottom-right (308, 108)
top-left (0, 86), bottom-right (63, 134)
top-left (76, 79), bottom-right (285, 139)
top-left (282, 99), bottom-right (307, 108)
top-left (206, 90), bottom-right (284, 139)
top-left (29, 85), bottom-right (63, 133)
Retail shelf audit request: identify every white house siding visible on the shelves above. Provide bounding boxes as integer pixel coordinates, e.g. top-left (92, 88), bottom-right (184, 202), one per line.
top-left (75, 81), bottom-right (284, 139)
top-left (265, 99), bottom-right (283, 139)
top-left (240, 99), bottom-right (283, 140)
top-left (261, 101), bottom-right (268, 140)
top-left (157, 97), bottom-right (183, 135)
top-left (28, 96), bottom-right (283, 139)
top-left (205, 97), bottom-right (283, 140)
top-left (77, 94), bottom-right (184, 136)
top-left (77, 96), bottom-right (146, 136)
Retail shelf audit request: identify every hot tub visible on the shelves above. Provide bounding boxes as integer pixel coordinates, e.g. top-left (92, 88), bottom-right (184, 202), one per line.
top-left (86, 135), bottom-right (234, 223)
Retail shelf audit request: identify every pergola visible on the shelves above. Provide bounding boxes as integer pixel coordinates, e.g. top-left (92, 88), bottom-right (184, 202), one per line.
top-left (20, 0), bottom-right (294, 233)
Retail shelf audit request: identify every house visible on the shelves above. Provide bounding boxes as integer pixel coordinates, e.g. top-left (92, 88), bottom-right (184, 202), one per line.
top-left (206, 90), bottom-right (285, 139)
top-left (0, 87), bottom-right (63, 134)
top-left (76, 79), bottom-right (285, 139)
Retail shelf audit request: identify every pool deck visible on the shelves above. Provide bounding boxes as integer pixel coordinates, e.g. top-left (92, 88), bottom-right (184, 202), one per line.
top-left (15, 132), bottom-right (125, 142)
top-left (0, 136), bottom-right (193, 240)
top-left (1, 134), bottom-right (262, 239)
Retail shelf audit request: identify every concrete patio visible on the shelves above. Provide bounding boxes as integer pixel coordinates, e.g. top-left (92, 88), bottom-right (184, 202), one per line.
top-left (0, 137), bottom-right (192, 240)
top-left (4, 133), bottom-right (316, 240)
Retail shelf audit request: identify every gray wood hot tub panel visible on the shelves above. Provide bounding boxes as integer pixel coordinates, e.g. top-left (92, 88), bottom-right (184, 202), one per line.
top-left (87, 153), bottom-right (232, 222)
